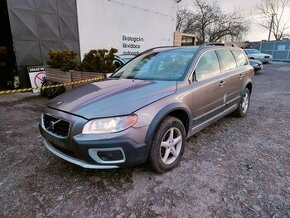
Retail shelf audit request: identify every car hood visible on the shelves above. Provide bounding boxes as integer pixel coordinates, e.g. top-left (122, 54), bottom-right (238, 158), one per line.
top-left (47, 79), bottom-right (177, 119)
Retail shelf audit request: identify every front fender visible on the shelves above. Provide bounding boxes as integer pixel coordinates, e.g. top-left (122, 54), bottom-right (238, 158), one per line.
top-left (145, 103), bottom-right (192, 145)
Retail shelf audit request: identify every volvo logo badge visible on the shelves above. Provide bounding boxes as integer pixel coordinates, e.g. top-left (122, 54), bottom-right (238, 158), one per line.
top-left (48, 121), bottom-right (55, 131)
top-left (47, 119), bottom-right (61, 131)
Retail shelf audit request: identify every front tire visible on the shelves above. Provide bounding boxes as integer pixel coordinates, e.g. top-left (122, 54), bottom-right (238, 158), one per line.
top-left (149, 116), bottom-right (186, 173)
top-left (233, 88), bottom-right (251, 117)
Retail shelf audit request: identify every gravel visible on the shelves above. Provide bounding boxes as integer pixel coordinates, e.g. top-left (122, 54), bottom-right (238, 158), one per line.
top-left (0, 63), bottom-right (290, 217)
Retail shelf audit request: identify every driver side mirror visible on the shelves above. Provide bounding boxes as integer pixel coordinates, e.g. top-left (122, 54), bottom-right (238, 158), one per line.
top-left (188, 71), bottom-right (195, 84)
top-left (193, 71), bottom-right (196, 81)
top-left (191, 70), bottom-right (197, 82)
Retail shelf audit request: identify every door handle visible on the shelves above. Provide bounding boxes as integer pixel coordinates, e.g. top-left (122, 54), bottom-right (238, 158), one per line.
top-left (219, 81), bottom-right (226, 87)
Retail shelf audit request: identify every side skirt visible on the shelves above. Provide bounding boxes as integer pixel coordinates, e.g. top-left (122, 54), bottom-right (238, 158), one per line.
top-left (188, 104), bottom-right (238, 137)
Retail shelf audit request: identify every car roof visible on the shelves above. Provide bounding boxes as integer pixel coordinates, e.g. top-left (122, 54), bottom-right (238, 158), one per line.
top-left (150, 46), bottom-right (198, 52)
top-left (148, 43), bottom-right (242, 54)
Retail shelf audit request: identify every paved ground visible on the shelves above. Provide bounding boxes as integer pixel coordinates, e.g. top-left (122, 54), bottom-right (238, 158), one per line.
top-left (0, 63), bottom-right (290, 218)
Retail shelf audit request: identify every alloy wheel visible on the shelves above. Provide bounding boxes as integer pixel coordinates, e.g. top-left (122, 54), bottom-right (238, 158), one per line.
top-left (160, 127), bottom-right (182, 165)
top-left (241, 92), bottom-right (249, 113)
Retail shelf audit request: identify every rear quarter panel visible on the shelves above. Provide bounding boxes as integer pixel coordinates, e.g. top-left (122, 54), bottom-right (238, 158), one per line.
top-left (243, 65), bottom-right (255, 92)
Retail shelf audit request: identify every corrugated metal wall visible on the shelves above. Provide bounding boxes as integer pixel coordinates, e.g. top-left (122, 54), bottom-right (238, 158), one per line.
top-left (260, 40), bottom-right (290, 61)
top-left (7, 0), bottom-right (80, 87)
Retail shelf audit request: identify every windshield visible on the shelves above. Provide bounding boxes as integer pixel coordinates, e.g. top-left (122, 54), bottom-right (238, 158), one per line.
top-left (247, 49), bottom-right (261, 54)
top-left (111, 48), bottom-right (197, 81)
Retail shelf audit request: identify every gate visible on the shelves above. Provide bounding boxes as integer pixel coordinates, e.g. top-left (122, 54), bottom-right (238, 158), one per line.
top-left (259, 40), bottom-right (290, 61)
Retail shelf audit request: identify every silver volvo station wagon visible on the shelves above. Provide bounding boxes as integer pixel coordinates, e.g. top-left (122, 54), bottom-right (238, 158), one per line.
top-left (40, 43), bottom-right (254, 173)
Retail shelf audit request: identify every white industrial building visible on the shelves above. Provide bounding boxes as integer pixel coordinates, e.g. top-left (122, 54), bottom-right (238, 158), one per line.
top-left (1, 0), bottom-right (181, 88)
top-left (76, 0), bottom-right (178, 58)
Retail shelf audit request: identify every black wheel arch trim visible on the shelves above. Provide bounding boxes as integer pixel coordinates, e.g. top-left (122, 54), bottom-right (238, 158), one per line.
top-left (242, 76), bottom-right (253, 96)
top-left (244, 81), bottom-right (253, 94)
top-left (145, 103), bottom-right (192, 146)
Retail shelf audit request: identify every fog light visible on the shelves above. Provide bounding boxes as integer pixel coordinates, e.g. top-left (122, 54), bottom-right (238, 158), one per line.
top-left (98, 151), bottom-right (123, 161)
top-left (88, 148), bottom-right (126, 164)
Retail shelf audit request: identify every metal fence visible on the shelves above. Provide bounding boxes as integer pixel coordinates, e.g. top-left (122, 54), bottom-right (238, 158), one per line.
top-left (259, 40), bottom-right (290, 61)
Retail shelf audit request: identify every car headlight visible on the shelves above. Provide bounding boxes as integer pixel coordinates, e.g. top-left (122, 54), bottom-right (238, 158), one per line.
top-left (82, 115), bottom-right (138, 134)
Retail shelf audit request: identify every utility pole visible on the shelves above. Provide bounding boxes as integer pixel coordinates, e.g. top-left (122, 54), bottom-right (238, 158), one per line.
top-left (268, 13), bottom-right (277, 41)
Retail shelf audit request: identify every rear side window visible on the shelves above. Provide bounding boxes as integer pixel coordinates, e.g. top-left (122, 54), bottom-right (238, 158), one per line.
top-left (232, 50), bottom-right (248, 67)
top-left (216, 50), bottom-right (237, 72)
top-left (195, 51), bottom-right (220, 80)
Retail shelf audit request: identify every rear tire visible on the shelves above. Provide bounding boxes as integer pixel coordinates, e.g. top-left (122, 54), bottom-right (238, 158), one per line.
top-left (233, 88), bottom-right (251, 117)
top-left (149, 116), bottom-right (186, 173)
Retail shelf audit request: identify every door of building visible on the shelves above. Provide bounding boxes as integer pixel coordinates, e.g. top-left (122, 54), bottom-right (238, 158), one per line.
top-left (0, 0), bottom-right (16, 88)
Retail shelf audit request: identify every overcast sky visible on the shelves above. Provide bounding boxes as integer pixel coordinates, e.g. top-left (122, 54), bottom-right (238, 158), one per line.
top-left (180, 0), bottom-right (270, 41)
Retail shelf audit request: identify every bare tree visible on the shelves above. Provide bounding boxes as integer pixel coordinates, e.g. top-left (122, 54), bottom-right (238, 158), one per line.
top-left (207, 11), bottom-right (249, 42)
top-left (176, 0), bottom-right (248, 44)
top-left (176, 8), bottom-right (190, 32)
top-left (192, 0), bottom-right (222, 43)
top-left (256, 0), bottom-right (290, 40)
top-left (176, 7), bottom-right (198, 34)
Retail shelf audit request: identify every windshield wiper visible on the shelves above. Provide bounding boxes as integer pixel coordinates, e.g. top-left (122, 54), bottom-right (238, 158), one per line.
top-left (132, 76), bottom-right (147, 80)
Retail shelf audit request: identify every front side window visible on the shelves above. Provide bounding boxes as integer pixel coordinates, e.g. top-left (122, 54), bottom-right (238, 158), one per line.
top-left (111, 48), bottom-right (197, 81)
top-left (216, 50), bottom-right (237, 72)
top-left (195, 51), bottom-right (220, 80)
top-left (232, 50), bottom-right (248, 67)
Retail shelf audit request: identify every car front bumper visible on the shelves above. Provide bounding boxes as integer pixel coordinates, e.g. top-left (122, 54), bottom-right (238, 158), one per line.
top-left (254, 65), bottom-right (263, 71)
top-left (39, 108), bottom-right (150, 169)
top-left (40, 126), bottom-right (149, 169)
top-left (259, 57), bottom-right (272, 63)
top-left (44, 140), bottom-right (120, 169)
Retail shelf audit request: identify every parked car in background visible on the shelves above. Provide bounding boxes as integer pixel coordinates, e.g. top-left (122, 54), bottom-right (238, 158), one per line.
top-left (244, 49), bottom-right (272, 63)
top-left (40, 43), bottom-right (254, 173)
top-left (249, 59), bottom-right (263, 72)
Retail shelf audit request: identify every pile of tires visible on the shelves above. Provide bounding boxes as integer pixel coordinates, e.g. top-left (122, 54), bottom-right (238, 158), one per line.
top-left (40, 78), bottom-right (65, 99)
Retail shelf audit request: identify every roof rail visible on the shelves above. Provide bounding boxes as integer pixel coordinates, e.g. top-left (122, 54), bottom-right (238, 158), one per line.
top-left (200, 42), bottom-right (239, 48)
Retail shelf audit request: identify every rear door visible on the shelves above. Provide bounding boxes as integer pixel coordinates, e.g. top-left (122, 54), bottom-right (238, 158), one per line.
top-left (190, 50), bottom-right (226, 128)
top-left (216, 49), bottom-right (243, 109)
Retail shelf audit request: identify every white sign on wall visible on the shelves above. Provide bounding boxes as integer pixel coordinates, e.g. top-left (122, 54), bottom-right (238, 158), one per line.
top-left (278, 45), bottom-right (286, 51)
top-left (121, 33), bottom-right (145, 55)
top-left (27, 66), bottom-right (46, 94)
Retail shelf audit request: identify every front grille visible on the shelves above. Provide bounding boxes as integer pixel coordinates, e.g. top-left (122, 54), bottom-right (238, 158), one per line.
top-left (43, 114), bottom-right (70, 137)
top-left (265, 56), bottom-right (270, 58)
